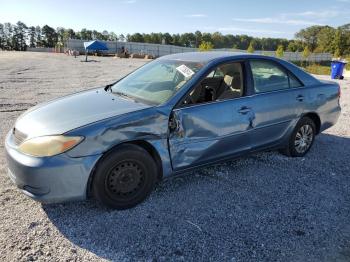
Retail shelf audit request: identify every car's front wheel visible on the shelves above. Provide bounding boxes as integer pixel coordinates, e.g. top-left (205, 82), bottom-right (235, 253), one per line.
top-left (92, 144), bottom-right (157, 209)
top-left (281, 116), bottom-right (316, 157)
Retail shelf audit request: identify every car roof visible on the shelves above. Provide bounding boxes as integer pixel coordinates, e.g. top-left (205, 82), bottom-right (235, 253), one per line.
top-left (159, 51), bottom-right (262, 63)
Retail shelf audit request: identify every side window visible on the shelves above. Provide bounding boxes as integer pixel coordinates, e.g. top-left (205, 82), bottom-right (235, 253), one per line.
top-left (206, 70), bottom-right (215, 78)
top-left (213, 68), bottom-right (224, 78)
top-left (289, 73), bottom-right (303, 88)
top-left (250, 60), bottom-right (289, 93)
top-left (206, 68), bottom-right (224, 79)
top-left (182, 62), bottom-right (245, 106)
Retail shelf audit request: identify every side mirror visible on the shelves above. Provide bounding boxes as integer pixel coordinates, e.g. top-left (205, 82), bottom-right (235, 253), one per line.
top-left (168, 114), bottom-right (178, 131)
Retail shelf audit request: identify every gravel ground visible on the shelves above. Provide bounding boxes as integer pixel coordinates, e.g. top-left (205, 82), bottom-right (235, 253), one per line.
top-left (0, 52), bottom-right (349, 262)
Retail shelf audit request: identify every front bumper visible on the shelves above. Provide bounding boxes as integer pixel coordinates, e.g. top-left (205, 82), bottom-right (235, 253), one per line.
top-left (5, 132), bottom-right (101, 203)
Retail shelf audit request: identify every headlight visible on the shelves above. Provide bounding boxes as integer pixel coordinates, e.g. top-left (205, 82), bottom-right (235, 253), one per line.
top-left (18, 135), bottom-right (83, 157)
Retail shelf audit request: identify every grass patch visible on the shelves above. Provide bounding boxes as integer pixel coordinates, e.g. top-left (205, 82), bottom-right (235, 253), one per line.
top-left (303, 64), bottom-right (331, 75)
top-left (345, 57), bottom-right (350, 70)
top-left (291, 61), bottom-right (332, 75)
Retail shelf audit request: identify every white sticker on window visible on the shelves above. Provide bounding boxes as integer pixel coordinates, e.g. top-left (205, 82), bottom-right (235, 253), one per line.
top-left (176, 64), bottom-right (195, 78)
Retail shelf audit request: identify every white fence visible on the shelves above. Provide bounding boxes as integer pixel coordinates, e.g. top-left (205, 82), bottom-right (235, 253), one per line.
top-left (27, 47), bottom-right (57, 52)
top-left (28, 39), bottom-right (332, 62)
top-left (227, 49), bottom-right (332, 62)
top-left (66, 39), bottom-right (197, 57)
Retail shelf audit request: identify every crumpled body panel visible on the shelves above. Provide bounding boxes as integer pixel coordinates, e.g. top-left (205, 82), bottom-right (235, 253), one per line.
top-left (168, 99), bottom-right (254, 170)
top-left (67, 107), bottom-right (173, 176)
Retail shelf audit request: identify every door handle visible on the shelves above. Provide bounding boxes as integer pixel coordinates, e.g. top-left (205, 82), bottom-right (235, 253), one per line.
top-left (296, 95), bottom-right (304, 102)
top-left (238, 106), bottom-right (251, 114)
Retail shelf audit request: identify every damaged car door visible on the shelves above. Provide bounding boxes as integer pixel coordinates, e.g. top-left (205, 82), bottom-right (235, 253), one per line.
top-left (168, 61), bottom-right (255, 170)
top-left (168, 98), bottom-right (255, 170)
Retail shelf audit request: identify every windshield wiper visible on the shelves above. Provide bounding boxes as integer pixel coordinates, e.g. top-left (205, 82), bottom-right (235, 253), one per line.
top-left (104, 84), bottom-right (113, 92)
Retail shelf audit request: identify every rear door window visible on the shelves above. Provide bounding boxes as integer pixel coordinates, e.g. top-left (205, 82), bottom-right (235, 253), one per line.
top-left (250, 60), bottom-right (290, 93)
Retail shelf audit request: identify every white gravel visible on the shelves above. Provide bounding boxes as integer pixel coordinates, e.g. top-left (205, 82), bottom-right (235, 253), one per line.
top-left (0, 52), bottom-right (349, 262)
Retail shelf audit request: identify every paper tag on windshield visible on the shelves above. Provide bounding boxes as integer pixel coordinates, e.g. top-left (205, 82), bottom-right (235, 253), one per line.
top-left (176, 64), bottom-right (195, 78)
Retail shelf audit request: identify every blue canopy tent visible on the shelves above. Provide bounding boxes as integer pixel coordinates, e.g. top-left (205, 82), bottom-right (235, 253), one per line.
top-left (83, 40), bottom-right (108, 61)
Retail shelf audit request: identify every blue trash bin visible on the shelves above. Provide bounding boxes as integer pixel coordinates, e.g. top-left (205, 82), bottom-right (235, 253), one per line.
top-left (331, 61), bottom-right (347, 79)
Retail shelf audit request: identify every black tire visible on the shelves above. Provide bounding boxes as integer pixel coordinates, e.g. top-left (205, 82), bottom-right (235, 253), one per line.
top-left (280, 116), bottom-right (316, 157)
top-left (92, 144), bottom-right (157, 209)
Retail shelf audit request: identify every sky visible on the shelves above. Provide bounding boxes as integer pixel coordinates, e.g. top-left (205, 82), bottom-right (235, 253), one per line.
top-left (0, 0), bottom-right (349, 39)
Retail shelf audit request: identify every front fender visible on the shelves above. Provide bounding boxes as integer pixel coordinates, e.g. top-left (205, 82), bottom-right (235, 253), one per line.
top-left (65, 108), bottom-right (174, 177)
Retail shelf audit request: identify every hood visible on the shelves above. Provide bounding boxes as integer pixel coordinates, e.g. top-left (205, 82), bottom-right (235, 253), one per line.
top-left (15, 88), bottom-right (151, 139)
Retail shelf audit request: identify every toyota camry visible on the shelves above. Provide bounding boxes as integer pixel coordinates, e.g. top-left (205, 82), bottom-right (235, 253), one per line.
top-left (5, 52), bottom-right (341, 209)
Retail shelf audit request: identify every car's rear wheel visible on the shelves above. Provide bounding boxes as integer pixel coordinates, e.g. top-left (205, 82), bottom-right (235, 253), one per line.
top-left (280, 116), bottom-right (316, 157)
top-left (92, 144), bottom-right (157, 209)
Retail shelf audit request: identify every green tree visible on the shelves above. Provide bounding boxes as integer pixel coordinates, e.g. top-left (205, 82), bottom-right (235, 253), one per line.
top-left (118, 34), bottom-right (126, 42)
top-left (179, 33), bottom-right (196, 47)
top-left (247, 41), bottom-right (255, 53)
top-left (332, 29), bottom-right (345, 57)
top-left (334, 47), bottom-right (341, 58)
top-left (0, 23), bottom-right (5, 49)
top-left (162, 33), bottom-right (173, 45)
top-left (108, 32), bottom-right (118, 41)
top-left (128, 33), bottom-right (144, 42)
top-left (41, 25), bottom-right (57, 47)
top-left (211, 32), bottom-right (224, 48)
top-left (240, 35), bottom-right (251, 49)
top-left (171, 34), bottom-right (181, 45)
top-left (78, 28), bottom-right (93, 40)
top-left (275, 45), bottom-right (284, 58)
top-left (302, 46), bottom-right (311, 66)
top-left (316, 26), bottom-right (335, 53)
top-left (56, 27), bottom-right (65, 45)
top-left (201, 32), bottom-right (212, 43)
top-left (149, 32), bottom-right (162, 44)
top-left (232, 43), bottom-right (239, 50)
top-left (28, 26), bottom-right (36, 47)
top-left (102, 30), bottom-right (109, 40)
top-left (287, 40), bottom-right (303, 52)
top-left (14, 21), bottom-right (27, 50)
top-left (35, 26), bottom-right (42, 47)
top-left (3, 23), bottom-right (13, 50)
top-left (194, 30), bottom-right (202, 47)
top-left (295, 25), bottom-right (324, 51)
top-left (63, 29), bottom-right (75, 42)
top-left (1, 20), bottom-right (350, 56)
top-left (199, 41), bottom-right (214, 51)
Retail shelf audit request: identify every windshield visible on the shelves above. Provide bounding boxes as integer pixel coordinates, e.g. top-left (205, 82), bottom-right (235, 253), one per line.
top-left (111, 59), bottom-right (204, 105)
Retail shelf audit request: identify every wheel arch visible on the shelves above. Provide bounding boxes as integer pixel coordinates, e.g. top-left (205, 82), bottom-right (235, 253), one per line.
top-left (302, 112), bottom-right (321, 134)
top-left (86, 140), bottom-right (163, 198)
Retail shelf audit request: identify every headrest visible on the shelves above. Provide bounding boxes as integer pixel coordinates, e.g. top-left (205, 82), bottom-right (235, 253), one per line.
top-left (224, 75), bottom-right (233, 86)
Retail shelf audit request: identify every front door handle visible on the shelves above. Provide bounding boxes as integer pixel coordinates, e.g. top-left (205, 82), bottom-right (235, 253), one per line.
top-left (296, 95), bottom-right (304, 102)
top-left (238, 106), bottom-right (251, 115)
